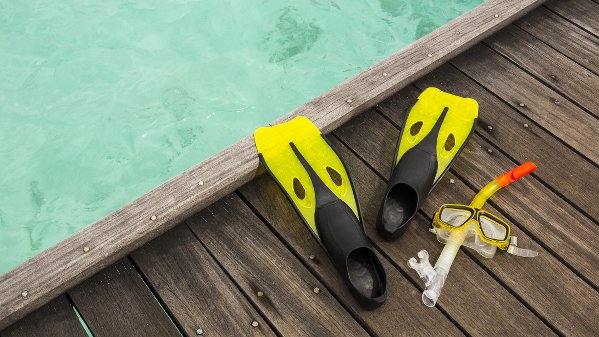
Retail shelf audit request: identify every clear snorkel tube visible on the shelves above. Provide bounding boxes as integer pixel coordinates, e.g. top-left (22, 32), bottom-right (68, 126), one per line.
top-left (408, 162), bottom-right (537, 307)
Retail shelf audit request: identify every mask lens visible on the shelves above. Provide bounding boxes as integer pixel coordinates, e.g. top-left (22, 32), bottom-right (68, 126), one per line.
top-left (439, 207), bottom-right (471, 227)
top-left (479, 214), bottom-right (508, 240)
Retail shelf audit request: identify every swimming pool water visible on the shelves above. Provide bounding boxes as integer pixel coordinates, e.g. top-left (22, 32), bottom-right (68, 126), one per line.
top-left (0, 0), bottom-right (483, 274)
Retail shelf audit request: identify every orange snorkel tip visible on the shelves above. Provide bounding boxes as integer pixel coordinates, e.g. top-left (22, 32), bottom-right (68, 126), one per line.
top-left (497, 162), bottom-right (537, 187)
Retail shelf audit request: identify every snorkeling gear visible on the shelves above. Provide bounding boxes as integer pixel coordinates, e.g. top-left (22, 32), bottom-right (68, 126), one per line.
top-left (254, 116), bottom-right (387, 308)
top-left (377, 87), bottom-right (478, 240)
top-left (408, 162), bottom-right (538, 307)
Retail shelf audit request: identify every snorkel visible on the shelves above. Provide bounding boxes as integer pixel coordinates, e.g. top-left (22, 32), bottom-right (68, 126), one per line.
top-left (408, 162), bottom-right (537, 307)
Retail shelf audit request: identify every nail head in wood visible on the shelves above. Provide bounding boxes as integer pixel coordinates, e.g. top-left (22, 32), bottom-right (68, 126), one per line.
top-left (383, 72), bottom-right (389, 77)
top-left (449, 179), bottom-right (455, 184)
top-left (21, 291), bottom-right (28, 297)
top-left (519, 103), bottom-right (525, 107)
top-left (257, 291), bottom-right (264, 297)
top-left (346, 99), bottom-right (353, 103)
top-left (494, 14), bottom-right (499, 18)
top-left (313, 287), bottom-right (320, 294)
top-left (198, 181), bottom-right (204, 186)
top-left (487, 148), bottom-right (493, 153)
top-left (524, 123), bottom-right (529, 128)
top-left (83, 246), bottom-right (90, 253)
top-left (309, 254), bottom-right (315, 260)
top-left (252, 321), bottom-right (259, 327)
top-left (150, 215), bottom-right (157, 221)
top-left (487, 125), bottom-right (493, 130)
top-left (196, 328), bottom-right (204, 335)
top-left (427, 53), bottom-right (432, 57)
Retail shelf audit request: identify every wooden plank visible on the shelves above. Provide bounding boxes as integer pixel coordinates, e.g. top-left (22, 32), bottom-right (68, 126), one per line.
top-left (240, 146), bottom-right (551, 336)
top-left (408, 64), bottom-right (599, 221)
top-left (377, 85), bottom-right (599, 286)
top-left (130, 225), bottom-right (275, 337)
top-left (238, 175), bottom-right (464, 337)
top-left (68, 259), bottom-right (180, 337)
top-left (1, 296), bottom-right (87, 337)
top-left (451, 44), bottom-right (599, 163)
top-left (336, 102), bottom-right (599, 336)
top-left (485, 25), bottom-right (599, 116)
top-left (186, 194), bottom-right (370, 337)
top-left (516, 6), bottom-right (599, 75)
top-left (545, 0), bottom-right (599, 37)
top-left (0, 0), bottom-right (546, 328)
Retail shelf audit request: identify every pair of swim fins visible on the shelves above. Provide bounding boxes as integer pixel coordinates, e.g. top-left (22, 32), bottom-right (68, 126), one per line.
top-left (253, 87), bottom-right (477, 307)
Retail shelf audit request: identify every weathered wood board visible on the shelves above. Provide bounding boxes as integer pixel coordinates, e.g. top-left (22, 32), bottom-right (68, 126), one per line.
top-left (516, 7), bottom-right (599, 75)
top-left (68, 259), bottom-right (181, 337)
top-left (131, 225), bottom-right (275, 337)
top-left (0, 296), bottom-right (87, 337)
top-left (545, 0), bottom-right (599, 37)
top-left (485, 25), bottom-right (599, 116)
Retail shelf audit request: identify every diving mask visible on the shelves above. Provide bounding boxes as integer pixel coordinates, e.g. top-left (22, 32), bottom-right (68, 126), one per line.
top-left (431, 204), bottom-right (536, 258)
top-left (408, 162), bottom-right (538, 307)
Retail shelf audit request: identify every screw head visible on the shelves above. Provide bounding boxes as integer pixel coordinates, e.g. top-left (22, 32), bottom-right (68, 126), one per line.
top-left (252, 321), bottom-right (259, 327)
top-left (21, 290), bottom-right (28, 297)
top-left (313, 287), bottom-right (321, 294)
top-left (150, 215), bottom-right (157, 221)
top-left (309, 255), bottom-right (315, 260)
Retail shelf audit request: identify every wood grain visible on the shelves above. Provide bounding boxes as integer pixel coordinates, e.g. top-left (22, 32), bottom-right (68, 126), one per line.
top-left (239, 174), bottom-right (464, 337)
top-left (516, 6), bottom-right (599, 75)
top-left (337, 100), bottom-right (598, 336)
top-left (451, 44), bottom-right (599, 163)
top-left (186, 194), bottom-right (370, 337)
top-left (0, 296), bottom-right (87, 337)
top-left (378, 86), bottom-right (599, 286)
top-left (0, 0), bottom-right (545, 328)
top-left (68, 259), bottom-right (180, 337)
top-left (130, 225), bottom-right (275, 337)
top-left (326, 133), bottom-right (555, 336)
top-left (545, 0), bottom-right (599, 37)
top-left (485, 25), bottom-right (599, 116)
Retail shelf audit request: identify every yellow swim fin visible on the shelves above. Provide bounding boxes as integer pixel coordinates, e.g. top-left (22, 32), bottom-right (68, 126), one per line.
top-left (254, 116), bottom-right (386, 308)
top-left (377, 87), bottom-right (478, 240)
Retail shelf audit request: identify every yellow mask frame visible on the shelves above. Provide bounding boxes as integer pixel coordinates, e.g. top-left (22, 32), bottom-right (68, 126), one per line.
top-left (432, 204), bottom-right (512, 250)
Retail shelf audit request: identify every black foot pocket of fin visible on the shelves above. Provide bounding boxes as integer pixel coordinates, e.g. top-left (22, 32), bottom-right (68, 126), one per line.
top-left (377, 146), bottom-right (437, 241)
top-left (347, 247), bottom-right (387, 308)
top-left (317, 200), bottom-right (387, 308)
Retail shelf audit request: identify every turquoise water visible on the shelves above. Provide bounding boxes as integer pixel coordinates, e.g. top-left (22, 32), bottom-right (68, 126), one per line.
top-left (0, 0), bottom-right (482, 274)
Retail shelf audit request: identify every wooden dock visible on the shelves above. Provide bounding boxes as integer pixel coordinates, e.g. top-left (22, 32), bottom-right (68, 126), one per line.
top-left (1, 0), bottom-right (598, 336)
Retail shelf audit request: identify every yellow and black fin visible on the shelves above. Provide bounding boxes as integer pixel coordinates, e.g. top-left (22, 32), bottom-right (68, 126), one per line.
top-left (377, 87), bottom-right (478, 241)
top-left (255, 116), bottom-right (386, 308)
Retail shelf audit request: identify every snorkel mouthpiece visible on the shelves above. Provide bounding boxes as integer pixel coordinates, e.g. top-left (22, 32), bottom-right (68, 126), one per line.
top-left (409, 162), bottom-right (537, 306)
